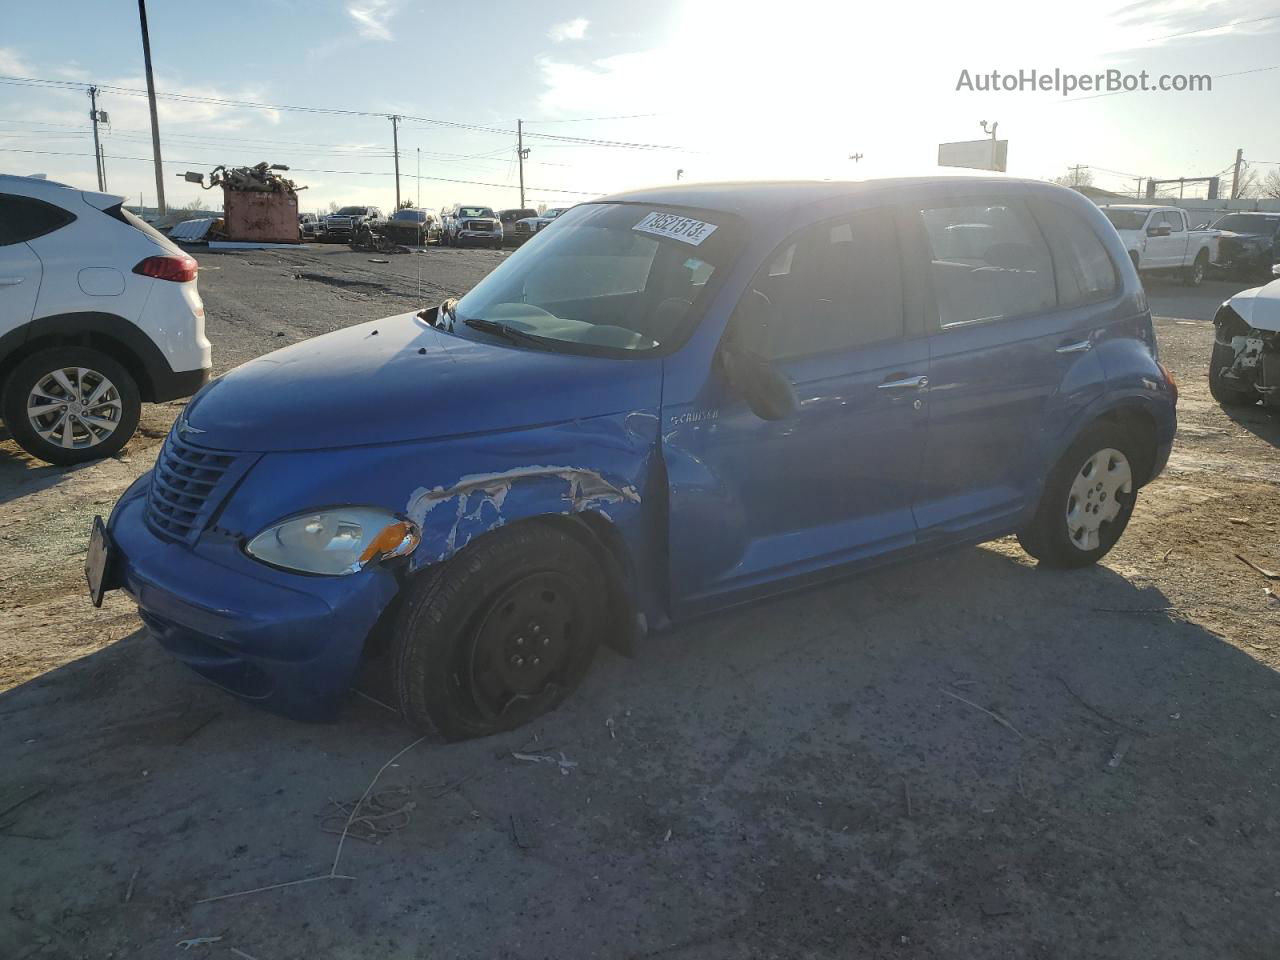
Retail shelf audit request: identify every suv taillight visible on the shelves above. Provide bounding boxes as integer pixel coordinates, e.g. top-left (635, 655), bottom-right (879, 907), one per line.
top-left (133, 255), bottom-right (198, 283)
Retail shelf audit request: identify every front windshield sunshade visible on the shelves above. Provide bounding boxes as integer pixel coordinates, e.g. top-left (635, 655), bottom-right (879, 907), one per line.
top-left (451, 203), bottom-right (742, 355)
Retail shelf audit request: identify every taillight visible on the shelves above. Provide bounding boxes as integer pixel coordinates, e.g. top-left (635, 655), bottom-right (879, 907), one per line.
top-left (1158, 361), bottom-right (1179, 401)
top-left (133, 255), bottom-right (198, 283)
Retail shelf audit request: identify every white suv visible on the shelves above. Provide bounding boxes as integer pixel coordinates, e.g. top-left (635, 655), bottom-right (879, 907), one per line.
top-left (0, 175), bottom-right (211, 464)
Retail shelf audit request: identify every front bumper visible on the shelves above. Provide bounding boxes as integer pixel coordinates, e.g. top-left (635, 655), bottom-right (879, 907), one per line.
top-left (457, 230), bottom-right (500, 243)
top-left (106, 477), bottom-right (400, 720)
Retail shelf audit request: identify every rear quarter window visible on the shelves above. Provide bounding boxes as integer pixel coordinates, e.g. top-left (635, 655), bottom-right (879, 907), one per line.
top-left (0, 194), bottom-right (77, 246)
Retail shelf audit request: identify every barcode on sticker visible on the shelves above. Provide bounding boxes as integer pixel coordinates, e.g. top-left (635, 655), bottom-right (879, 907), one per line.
top-left (633, 212), bottom-right (718, 246)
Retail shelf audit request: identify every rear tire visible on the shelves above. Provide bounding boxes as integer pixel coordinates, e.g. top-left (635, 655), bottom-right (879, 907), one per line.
top-left (2, 346), bottom-right (140, 466)
top-left (1017, 421), bottom-right (1139, 568)
top-left (392, 522), bottom-right (605, 741)
top-left (1183, 250), bottom-right (1207, 287)
top-left (1208, 341), bottom-right (1258, 406)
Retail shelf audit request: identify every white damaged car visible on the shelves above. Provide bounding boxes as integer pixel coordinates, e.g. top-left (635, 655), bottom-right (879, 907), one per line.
top-left (1210, 277), bottom-right (1280, 408)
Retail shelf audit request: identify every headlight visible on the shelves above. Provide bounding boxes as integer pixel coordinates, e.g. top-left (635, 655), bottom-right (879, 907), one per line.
top-left (245, 507), bottom-right (420, 576)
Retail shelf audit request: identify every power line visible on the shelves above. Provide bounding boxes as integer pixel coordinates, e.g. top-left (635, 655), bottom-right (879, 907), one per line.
top-left (1061, 62), bottom-right (1280, 103)
top-left (0, 74), bottom-right (689, 152)
top-left (1150, 12), bottom-right (1280, 42)
top-left (0, 147), bottom-right (601, 196)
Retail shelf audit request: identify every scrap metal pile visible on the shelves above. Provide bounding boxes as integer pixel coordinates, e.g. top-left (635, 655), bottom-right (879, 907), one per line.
top-left (186, 162), bottom-right (305, 195)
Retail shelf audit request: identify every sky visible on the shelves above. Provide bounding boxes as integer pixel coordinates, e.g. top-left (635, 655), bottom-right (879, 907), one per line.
top-left (1, 0), bottom-right (1278, 214)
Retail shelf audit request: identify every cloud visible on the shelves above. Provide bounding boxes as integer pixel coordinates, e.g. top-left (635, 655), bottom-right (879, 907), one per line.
top-left (346, 0), bottom-right (401, 41)
top-left (0, 46), bottom-right (32, 75)
top-left (548, 17), bottom-right (589, 42)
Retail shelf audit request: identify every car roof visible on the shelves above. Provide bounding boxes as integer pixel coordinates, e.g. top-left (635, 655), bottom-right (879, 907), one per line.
top-left (597, 176), bottom-right (1056, 219)
top-left (1102, 204), bottom-right (1165, 211)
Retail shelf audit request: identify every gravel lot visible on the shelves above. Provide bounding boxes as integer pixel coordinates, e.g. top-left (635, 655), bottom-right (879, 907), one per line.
top-left (0, 248), bottom-right (1277, 959)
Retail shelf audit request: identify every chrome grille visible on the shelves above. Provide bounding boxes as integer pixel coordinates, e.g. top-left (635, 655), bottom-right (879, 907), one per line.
top-left (465, 220), bottom-right (492, 232)
top-left (145, 430), bottom-right (244, 543)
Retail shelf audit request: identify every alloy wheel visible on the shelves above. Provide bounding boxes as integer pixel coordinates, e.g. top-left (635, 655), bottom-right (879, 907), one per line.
top-left (26, 366), bottom-right (123, 450)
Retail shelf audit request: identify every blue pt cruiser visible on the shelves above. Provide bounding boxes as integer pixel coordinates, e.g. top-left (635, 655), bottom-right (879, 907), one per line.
top-left (89, 178), bottom-right (1177, 740)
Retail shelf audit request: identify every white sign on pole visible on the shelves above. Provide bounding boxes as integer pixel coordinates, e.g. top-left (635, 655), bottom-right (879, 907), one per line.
top-left (937, 139), bottom-right (1008, 172)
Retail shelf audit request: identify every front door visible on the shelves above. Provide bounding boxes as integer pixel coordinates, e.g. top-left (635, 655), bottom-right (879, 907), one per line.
top-left (665, 206), bottom-right (929, 610)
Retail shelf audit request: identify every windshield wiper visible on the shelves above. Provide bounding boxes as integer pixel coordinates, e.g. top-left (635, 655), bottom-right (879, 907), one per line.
top-left (463, 316), bottom-right (555, 348)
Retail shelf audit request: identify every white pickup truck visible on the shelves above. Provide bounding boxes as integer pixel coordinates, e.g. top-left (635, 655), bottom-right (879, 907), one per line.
top-left (1100, 204), bottom-right (1220, 287)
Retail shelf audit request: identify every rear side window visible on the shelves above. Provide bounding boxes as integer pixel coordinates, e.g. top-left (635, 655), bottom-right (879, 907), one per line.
top-left (1030, 200), bottom-right (1119, 308)
top-left (737, 208), bottom-right (905, 361)
top-left (0, 194), bottom-right (76, 246)
top-left (919, 200), bottom-right (1056, 329)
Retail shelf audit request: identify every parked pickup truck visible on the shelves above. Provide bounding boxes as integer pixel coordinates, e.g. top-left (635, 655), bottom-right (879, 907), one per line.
top-left (1100, 204), bottom-right (1219, 287)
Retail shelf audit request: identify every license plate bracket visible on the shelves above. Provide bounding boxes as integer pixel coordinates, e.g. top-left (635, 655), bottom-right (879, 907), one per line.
top-left (85, 515), bottom-right (115, 608)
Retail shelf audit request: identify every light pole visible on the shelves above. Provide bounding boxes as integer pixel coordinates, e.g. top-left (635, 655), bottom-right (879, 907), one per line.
top-left (980, 120), bottom-right (999, 172)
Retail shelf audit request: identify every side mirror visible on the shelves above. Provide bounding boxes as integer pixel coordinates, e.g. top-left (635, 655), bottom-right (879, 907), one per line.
top-left (1147, 225), bottom-right (1171, 237)
top-left (717, 335), bottom-right (797, 421)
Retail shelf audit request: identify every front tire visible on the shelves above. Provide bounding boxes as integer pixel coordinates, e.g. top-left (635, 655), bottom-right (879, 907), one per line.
top-left (1017, 422), bottom-right (1139, 568)
top-left (2, 346), bottom-right (140, 465)
top-left (392, 522), bottom-right (605, 741)
top-left (1208, 341), bottom-right (1258, 406)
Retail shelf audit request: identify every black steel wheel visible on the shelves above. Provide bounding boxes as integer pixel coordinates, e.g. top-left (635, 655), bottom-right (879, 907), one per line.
top-left (391, 522), bottom-right (605, 740)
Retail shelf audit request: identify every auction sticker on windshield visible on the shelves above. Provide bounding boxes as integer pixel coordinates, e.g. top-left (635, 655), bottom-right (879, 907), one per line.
top-left (634, 211), bottom-right (718, 246)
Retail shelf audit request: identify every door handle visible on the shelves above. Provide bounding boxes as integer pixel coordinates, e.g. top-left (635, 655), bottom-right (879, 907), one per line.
top-left (0, 277), bottom-right (25, 287)
top-left (1056, 339), bottom-right (1092, 354)
top-left (878, 374), bottom-right (928, 390)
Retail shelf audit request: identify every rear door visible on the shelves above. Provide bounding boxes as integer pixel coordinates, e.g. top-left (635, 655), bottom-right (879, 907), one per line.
top-left (0, 193), bottom-right (67, 338)
top-left (910, 192), bottom-right (1111, 538)
top-left (666, 206), bottom-right (930, 605)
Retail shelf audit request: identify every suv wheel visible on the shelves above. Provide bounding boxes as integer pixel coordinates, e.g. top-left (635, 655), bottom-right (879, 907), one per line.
top-left (392, 522), bottom-right (604, 740)
top-left (2, 346), bottom-right (141, 465)
top-left (1017, 421), bottom-right (1138, 568)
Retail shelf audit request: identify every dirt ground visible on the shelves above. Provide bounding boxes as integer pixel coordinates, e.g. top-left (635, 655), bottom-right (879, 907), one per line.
top-left (0, 252), bottom-right (1277, 960)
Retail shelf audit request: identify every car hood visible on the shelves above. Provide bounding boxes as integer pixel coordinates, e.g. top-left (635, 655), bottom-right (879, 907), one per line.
top-left (183, 311), bottom-right (662, 452)
top-left (1226, 278), bottom-right (1280, 333)
top-left (1217, 230), bottom-right (1274, 243)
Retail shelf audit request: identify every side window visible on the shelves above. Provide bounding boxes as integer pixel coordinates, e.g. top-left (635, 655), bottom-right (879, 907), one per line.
top-left (736, 209), bottom-right (905, 361)
top-left (1030, 200), bottom-right (1119, 307)
top-left (0, 194), bottom-right (76, 246)
top-left (1170, 210), bottom-right (1187, 232)
top-left (919, 200), bottom-right (1056, 328)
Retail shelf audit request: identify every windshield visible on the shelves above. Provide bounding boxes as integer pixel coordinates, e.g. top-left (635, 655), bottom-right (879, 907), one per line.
top-left (393, 210), bottom-right (426, 221)
top-left (502, 209), bottom-right (536, 221)
top-left (459, 207), bottom-right (495, 218)
top-left (1102, 209), bottom-right (1150, 230)
top-left (451, 203), bottom-right (742, 355)
top-left (1213, 213), bottom-right (1280, 235)
top-left (335, 206), bottom-right (368, 216)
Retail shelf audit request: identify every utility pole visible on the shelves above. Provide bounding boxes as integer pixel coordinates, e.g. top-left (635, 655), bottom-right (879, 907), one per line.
top-left (390, 115), bottom-right (401, 209)
top-left (1068, 163), bottom-right (1088, 187)
top-left (137, 0), bottom-right (166, 214)
top-left (88, 86), bottom-right (107, 192)
top-left (1230, 147), bottom-right (1244, 200)
top-left (516, 119), bottom-right (529, 208)
top-left (416, 147), bottom-right (420, 208)
top-left (1135, 177), bottom-right (1143, 198)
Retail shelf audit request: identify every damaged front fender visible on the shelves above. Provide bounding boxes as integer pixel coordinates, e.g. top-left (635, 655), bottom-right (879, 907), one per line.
top-left (404, 464), bottom-right (642, 566)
